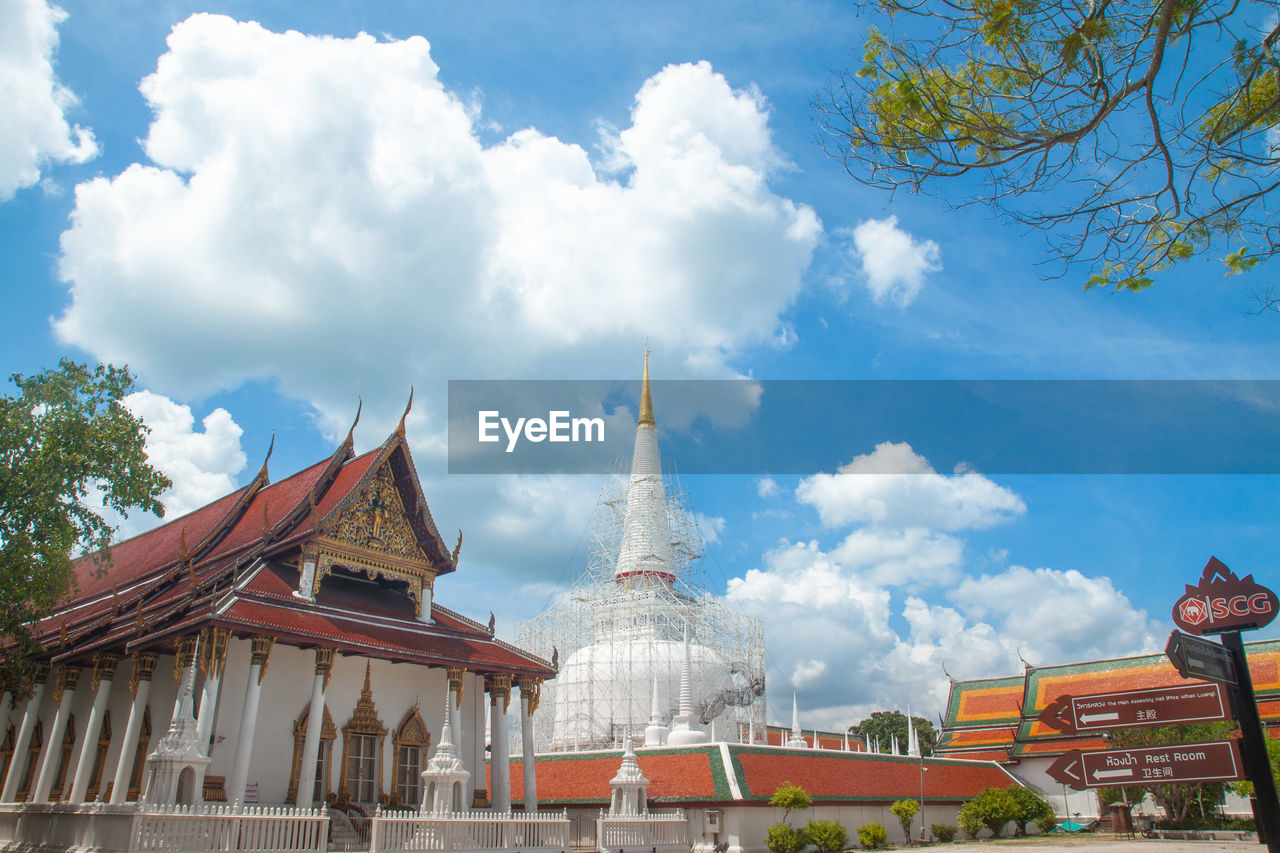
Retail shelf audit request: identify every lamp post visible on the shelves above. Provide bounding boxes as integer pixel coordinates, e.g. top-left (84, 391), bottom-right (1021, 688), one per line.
top-left (918, 755), bottom-right (928, 843)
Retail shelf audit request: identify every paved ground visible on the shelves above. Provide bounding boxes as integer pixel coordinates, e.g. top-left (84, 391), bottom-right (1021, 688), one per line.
top-left (925, 838), bottom-right (1260, 851)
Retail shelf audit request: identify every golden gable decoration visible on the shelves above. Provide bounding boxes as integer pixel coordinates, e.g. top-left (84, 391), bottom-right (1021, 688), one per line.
top-left (303, 464), bottom-right (437, 616)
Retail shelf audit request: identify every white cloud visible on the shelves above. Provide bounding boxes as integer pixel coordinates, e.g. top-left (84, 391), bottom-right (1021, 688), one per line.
top-left (695, 512), bottom-right (725, 545)
top-left (91, 391), bottom-right (247, 541)
top-left (791, 659), bottom-right (828, 689)
top-left (796, 441), bottom-right (1025, 530)
top-left (849, 215), bottom-right (940, 307)
top-left (0, 0), bottom-right (96, 199)
top-left (830, 527), bottom-right (964, 587)
top-left (950, 565), bottom-right (1162, 664)
top-left (756, 477), bottom-right (781, 499)
top-left (125, 391), bottom-right (247, 520)
top-left (53, 17), bottom-right (820, 443)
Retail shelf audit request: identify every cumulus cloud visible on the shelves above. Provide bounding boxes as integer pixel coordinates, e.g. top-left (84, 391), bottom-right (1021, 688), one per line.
top-left (756, 477), bottom-right (781, 499)
top-left (0, 0), bottom-right (97, 199)
top-left (850, 215), bottom-right (940, 307)
top-left (796, 441), bottom-right (1025, 530)
top-left (950, 565), bottom-right (1162, 664)
top-left (695, 513), bottom-right (726, 545)
top-left (53, 16), bottom-right (820, 443)
top-left (726, 443), bottom-right (1159, 730)
top-left (91, 391), bottom-right (246, 540)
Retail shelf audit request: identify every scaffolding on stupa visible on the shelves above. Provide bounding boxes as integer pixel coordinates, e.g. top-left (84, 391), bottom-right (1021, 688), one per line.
top-left (515, 465), bottom-right (766, 753)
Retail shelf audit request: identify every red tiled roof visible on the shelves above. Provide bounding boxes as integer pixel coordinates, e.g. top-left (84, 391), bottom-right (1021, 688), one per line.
top-left (935, 727), bottom-right (1017, 751)
top-left (943, 676), bottom-right (1024, 729)
top-left (511, 748), bottom-right (722, 804)
top-left (732, 748), bottom-right (1015, 803)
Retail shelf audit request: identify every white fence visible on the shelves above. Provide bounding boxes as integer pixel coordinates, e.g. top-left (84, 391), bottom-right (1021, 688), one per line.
top-left (0, 802), bottom-right (137, 851)
top-left (0, 802), bottom-right (328, 853)
top-left (132, 803), bottom-right (329, 853)
top-left (368, 809), bottom-right (571, 853)
top-left (596, 810), bottom-right (690, 852)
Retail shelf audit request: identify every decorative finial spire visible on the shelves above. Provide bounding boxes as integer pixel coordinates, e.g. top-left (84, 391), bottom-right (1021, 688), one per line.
top-left (638, 347), bottom-right (655, 429)
top-left (256, 431), bottom-right (275, 481)
top-left (396, 385), bottom-right (413, 438)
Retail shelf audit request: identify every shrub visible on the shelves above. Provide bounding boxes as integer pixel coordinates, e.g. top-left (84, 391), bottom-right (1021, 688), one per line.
top-left (1008, 784), bottom-right (1054, 836)
top-left (1036, 813), bottom-right (1057, 834)
top-left (805, 819), bottom-right (848, 853)
top-left (956, 801), bottom-right (984, 838)
top-left (957, 786), bottom-right (1018, 838)
top-left (766, 823), bottom-right (806, 853)
top-left (770, 782), bottom-right (812, 822)
top-left (889, 799), bottom-right (919, 843)
top-left (857, 821), bottom-right (888, 849)
top-left (931, 823), bottom-right (957, 843)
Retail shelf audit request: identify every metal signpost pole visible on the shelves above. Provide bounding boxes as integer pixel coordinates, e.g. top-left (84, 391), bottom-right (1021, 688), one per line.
top-left (1220, 630), bottom-right (1280, 851)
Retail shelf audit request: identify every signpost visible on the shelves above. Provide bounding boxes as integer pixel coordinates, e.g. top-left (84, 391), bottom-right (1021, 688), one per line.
top-left (1039, 683), bottom-right (1230, 733)
top-left (1047, 741), bottom-right (1244, 790)
top-left (1164, 630), bottom-right (1237, 686)
top-left (1166, 557), bottom-right (1280, 852)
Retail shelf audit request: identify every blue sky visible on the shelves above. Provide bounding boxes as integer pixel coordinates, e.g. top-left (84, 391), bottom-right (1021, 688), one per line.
top-left (4, 0), bottom-right (1279, 729)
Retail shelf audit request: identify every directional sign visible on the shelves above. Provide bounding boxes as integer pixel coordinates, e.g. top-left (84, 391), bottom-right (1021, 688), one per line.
top-left (1038, 683), bottom-right (1230, 733)
top-left (1165, 629), bottom-right (1236, 686)
top-left (1047, 741), bottom-right (1244, 790)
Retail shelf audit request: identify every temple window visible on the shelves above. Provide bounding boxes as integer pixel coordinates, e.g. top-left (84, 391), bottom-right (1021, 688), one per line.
top-left (17, 721), bottom-right (42, 802)
top-left (392, 704), bottom-right (430, 806)
top-left (85, 711), bottom-right (111, 801)
top-left (287, 705), bottom-right (336, 804)
top-left (338, 663), bottom-right (386, 806)
top-left (47, 713), bottom-right (76, 800)
top-left (127, 707), bottom-right (151, 801)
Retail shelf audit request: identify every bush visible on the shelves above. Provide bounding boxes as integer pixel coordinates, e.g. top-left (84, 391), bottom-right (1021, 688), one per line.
top-left (1036, 813), bottom-right (1057, 834)
top-left (957, 801), bottom-right (984, 838)
top-left (957, 786), bottom-right (1018, 838)
top-left (1008, 784), bottom-right (1054, 836)
top-left (766, 823), bottom-right (806, 853)
top-left (805, 819), bottom-right (848, 853)
top-left (857, 821), bottom-right (888, 849)
top-left (931, 824), bottom-right (957, 843)
top-left (889, 799), bottom-right (919, 843)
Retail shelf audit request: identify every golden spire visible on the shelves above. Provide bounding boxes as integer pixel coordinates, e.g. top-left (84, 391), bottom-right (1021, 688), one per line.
top-left (638, 347), bottom-right (655, 429)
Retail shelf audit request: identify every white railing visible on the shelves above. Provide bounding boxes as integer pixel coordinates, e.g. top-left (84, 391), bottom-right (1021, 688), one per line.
top-left (131, 803), bottom-right (329, 853)
top-left (596, 810), bottom-right (690, 851)
top-left (0, 802), bottom-right (137, 851)
top-left (368, 809), bottom-right (571, 853)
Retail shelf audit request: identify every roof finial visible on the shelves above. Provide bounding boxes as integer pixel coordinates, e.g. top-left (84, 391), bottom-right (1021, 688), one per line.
top-left (256, 431), bottom-right (275, 481)
top-left (345, 398), bottom-right (362, 449)
top-left (638, 345), bottom-right (655, 429)
top-left (396, 385), bottom-right (414, 438)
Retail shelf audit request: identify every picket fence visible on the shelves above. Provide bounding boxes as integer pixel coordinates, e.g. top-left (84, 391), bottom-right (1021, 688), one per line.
top-left (367, 809), bottom-right (571, 853)
top-left (596, 810), bottom-right (690, 851)
top-left (0, 801), bottom-right (328, 853)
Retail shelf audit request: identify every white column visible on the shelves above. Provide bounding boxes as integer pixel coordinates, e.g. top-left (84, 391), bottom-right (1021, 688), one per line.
top-left (196, 629), bottom-right (231, 750)
top-left (110, 653), bottom-right (158, 803)
top-left (518, 677), bottom-right (539, 812)
top-left (445, 667), bottom-right (469, 803)
top-left (69, 655), bottom-right (119, 803)
top-left (32, 665), bottom-right (81, 802)
top-left (0, 691), bottom-right (12, 736)
top-left (295, 648), bottom-right (334, 806)
top-left (228, 637), bottom-right (272, 805)
top-left (486, 674), bottom-right (511, 812)
top-left (471, 675), bottom-right (485, 807)
top-left (1, 667), bottom-right (49, 801)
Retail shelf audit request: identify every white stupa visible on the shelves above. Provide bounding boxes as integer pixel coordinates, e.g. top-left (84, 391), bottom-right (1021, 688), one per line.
top-left (517, 353), bottom-right (765, 751)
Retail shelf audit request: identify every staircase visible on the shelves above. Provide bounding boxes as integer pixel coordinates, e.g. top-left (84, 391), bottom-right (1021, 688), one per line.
top-left (328, 808), bottom-right (367, 851)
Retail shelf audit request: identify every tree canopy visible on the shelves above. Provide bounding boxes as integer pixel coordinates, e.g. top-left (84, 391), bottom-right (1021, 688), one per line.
top-left (816, 0), bottom-right (1280, 297)
top-left (0, 361), bottom-right (170, 695)
top-left (1108, 721), bottom-right (1233, 824)
top-left (849, 709), bottom-right (938, 755)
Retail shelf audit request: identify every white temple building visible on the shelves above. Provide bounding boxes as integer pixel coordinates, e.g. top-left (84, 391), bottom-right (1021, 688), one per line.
top-left (516, 355), bottom-right (765, 751)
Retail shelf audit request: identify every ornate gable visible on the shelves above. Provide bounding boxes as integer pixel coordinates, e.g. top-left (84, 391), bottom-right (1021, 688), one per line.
top-left (299, 463), bottom-right (438, 618)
